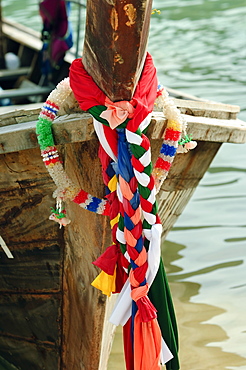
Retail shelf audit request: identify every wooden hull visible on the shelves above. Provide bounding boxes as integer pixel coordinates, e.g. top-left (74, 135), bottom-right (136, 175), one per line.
top-left (0, 140), bottom-right (113, 369)
top-left (0, 100), bottom-right (246, 369)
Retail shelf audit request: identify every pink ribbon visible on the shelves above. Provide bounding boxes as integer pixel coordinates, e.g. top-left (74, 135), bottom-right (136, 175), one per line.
top-left (100, 97), bottom-right (135, 129)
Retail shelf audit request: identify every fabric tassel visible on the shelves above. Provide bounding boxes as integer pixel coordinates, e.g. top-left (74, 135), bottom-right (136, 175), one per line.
top-left (123, 318), bottom-right (134, 370)
top-left (92, 243), bottom-right (128, 294)
top-left (136, 296), bottom-right (157, 322)
top-left (91, 268), bottom-right (116, 297)
top-left (92, 244), bottom-right (118, 275)
top-left (134, 312), bottom-right (162, 370)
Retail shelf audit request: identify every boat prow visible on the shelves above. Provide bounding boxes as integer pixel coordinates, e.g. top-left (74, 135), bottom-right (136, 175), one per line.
top-left (1, 1), bottom-right (246, 369)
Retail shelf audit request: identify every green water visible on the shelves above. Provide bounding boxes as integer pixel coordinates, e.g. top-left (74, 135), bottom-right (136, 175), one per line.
top-left (2, 0), bottom-right (246, 368)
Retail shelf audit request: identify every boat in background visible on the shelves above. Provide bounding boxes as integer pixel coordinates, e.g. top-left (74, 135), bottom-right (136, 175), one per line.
top-left (1, 2), bottom-right (246, 369)
top-left (0, 14), bottom-right (201, 108)
top-left (0, 17), bottom-right (73, 105)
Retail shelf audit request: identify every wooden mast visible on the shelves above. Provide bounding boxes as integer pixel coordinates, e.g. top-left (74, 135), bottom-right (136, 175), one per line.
top-left (83, 0), bottom-right (153, 101)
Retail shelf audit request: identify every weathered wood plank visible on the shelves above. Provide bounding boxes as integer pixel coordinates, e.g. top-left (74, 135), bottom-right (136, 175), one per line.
top-left (172, 98), bottom-right (240, 119)
top-left (0, 113), bottom-right (96, 154)
top-left (0, 151), bottom-right (57, 245)
top-left (0, 145), bottom-right (63, 368)
top-left (2, 18), bottom-right (42, 52)
top-left (0, 336), bottom-right (59, 370)
top-left (0, 146), bottom-right (64, 291)
top-left (61, 141), bottom-right (114, 369)
top-left (0, 94), bottom-right (240, 127)
top-left (83, 0), bottom-right (153, 101)
top-left (0, 106), bottom-right (41, 126)
top-left (186, 115), bottom-right (246, 143)
top-left (157, 141), bottom-right (222, 193)
top-left (0, 110), bottom-right (245, 155)
top-left (0, 147), bottom-right (55, 191)
top-left (150, 113), bottom-right (246, 144)
top-left (0, 243), bottom-right (61, 292)
top-left (156, 141), bottom-right (222, 238)
top-left (0, 294), bottom-right (61, 343)
top-left (158, 187), bottom-right (197, 239)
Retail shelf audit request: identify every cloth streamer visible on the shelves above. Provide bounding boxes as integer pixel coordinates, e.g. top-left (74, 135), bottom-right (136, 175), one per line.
top-left (69, 53), bottom-right (179, 370)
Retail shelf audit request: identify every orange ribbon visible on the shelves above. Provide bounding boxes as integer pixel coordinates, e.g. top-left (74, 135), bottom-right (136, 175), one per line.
top-left (134, 312), bottom-right (162, 370)
top-left (100, 97), bottom-right (135, 129)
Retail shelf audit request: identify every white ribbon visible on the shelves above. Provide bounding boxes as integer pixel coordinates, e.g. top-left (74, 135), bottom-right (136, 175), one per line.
top-left (110, 223), bottom-right (162, 325)
top-left (93, 118), bottom-right (117, 162)
top-left (139, 112), bottom-right (152, 131)
top-left (139, 149), bottom-right (151, 167)
top-left (161, 338), bottom-right (174, 364)
top-left (133, 169), bottom-right (150, 186)
top-left (126, 129), bottom-right (142, 145)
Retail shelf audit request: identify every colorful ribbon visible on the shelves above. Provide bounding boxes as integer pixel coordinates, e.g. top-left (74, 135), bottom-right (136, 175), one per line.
top-left (35, 52), bottom-right (187, 370)
top-left (69, 53), bottom-right (180, 370)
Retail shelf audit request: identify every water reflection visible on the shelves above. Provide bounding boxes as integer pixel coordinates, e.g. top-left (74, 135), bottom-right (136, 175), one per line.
top-left (164, 224), bottom-right (246, 364)
top-left (171, 279), bottom-right (246, 370)
top-left (109, 238), bottom-right (246, 369)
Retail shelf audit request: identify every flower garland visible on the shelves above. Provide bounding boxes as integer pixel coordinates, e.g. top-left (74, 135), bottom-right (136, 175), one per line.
top-left (36, 78), bottom-right (110, 226)
top-left (36, 79), bottom-right (196, 226)
top-left (153, 84), bottom-right (197, 192)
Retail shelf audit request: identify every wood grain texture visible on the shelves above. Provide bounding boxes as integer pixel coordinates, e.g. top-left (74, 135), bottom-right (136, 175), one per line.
top-left (160, 141), bottom-right (222, 192)
top-left (83, 0), bottom-right (153, 101)
top-left (0, 147), bottom-right (64, 369)
top-left (61, 141), bottom-right (113, 369)
top-left (0, 294), bottom-right (61, 343)
top-left (172, 98), bottom-right (240, 119)
top-left (0, 336), bottom-right (59, 370)
top-left (0, 99), bottom-right (245, 155)
top-left (0, 243), bottom-right (61, 292)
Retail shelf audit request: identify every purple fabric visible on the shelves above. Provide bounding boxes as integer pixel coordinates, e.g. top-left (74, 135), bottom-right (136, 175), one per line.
top-left (39, 0), bottom-right (72, 65)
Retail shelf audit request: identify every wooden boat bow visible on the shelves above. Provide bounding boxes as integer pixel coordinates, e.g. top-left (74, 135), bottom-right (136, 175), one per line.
top-left (1, 2), bottom-right (246, 370)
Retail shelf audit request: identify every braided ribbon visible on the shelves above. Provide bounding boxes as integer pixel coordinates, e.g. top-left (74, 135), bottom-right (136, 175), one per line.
top-left (70, 53), bottom-right (178, 369)
top-left (35, 53), bottom-right (183, 369)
